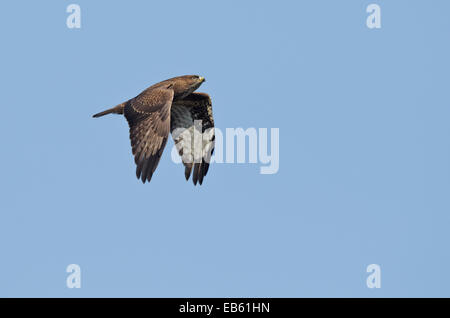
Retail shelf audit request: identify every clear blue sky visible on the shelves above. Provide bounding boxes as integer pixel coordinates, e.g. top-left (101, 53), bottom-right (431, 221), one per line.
top-left (0, 0), bottom-right (449, 297)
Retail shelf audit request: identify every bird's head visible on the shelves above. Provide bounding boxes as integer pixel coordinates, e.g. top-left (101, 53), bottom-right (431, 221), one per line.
top-left (169, 75), bottom-right (206, 99)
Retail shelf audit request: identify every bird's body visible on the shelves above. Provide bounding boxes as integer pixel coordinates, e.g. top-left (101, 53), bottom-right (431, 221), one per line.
top-left (93, 75), bottom-right (215, 185)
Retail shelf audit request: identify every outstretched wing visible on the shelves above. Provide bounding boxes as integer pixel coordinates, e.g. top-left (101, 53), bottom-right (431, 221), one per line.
top-left (170, 92), bottom-right (215, 185)
top-left (124, 88), bottom-right (174, 183)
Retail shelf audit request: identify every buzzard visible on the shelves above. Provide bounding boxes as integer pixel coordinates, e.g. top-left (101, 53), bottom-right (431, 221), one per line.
top-left (93, 75), bottom-right (215, 185)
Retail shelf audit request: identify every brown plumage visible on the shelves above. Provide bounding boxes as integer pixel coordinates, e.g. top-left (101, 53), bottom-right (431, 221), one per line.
top-left (93, 75), bottom-right (215, 185)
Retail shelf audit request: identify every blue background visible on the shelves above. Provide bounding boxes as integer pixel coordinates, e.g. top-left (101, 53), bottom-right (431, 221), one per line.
top-left (0, 0), bottom-right (449, 297)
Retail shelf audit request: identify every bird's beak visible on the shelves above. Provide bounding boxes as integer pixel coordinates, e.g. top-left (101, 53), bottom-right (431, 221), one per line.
top-left (199, 76), bottom-right (205, 83)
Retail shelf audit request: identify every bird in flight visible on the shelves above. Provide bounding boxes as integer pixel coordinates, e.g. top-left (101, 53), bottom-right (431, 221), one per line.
top-left (93, 75), bottom-right (215, 185)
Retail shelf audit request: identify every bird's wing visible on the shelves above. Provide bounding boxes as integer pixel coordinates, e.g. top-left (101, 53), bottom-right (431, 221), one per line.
top-left (124, 88), bottom-right (174, 183)
top-left (170, 92), bottom-right (215, 185)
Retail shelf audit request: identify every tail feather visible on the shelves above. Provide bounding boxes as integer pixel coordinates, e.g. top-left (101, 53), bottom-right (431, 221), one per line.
top-left (92, 103), bottom-right (125, 118)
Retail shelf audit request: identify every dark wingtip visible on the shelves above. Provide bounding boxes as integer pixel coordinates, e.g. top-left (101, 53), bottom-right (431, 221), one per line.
top-left (192, 163), bottom-right (199, 185)
top-left (184, 165), bottom-right (192, 181)
top-left (92, 112), bottom-right (104, 118)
